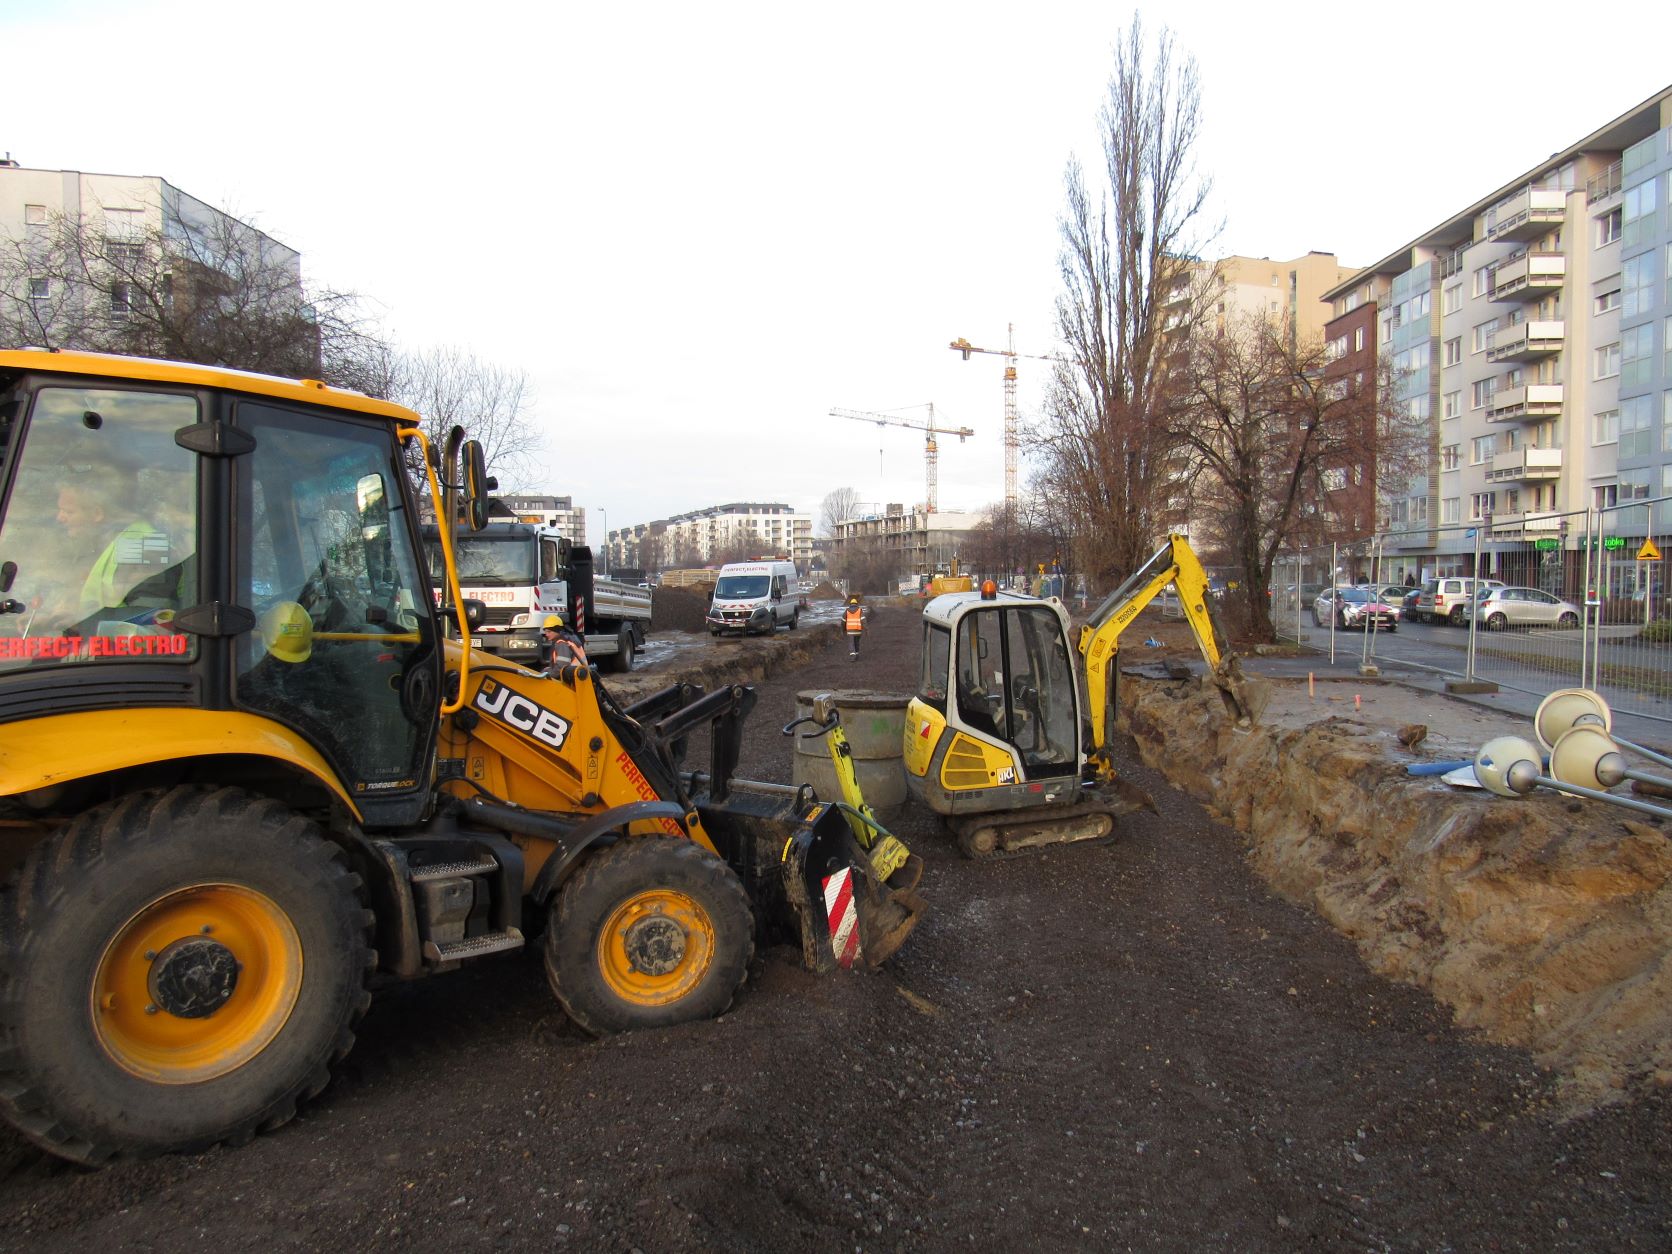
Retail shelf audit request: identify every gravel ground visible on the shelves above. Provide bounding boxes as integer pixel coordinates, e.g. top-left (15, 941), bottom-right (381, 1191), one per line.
top-left (1, 605), bottom-right (1669, 1251)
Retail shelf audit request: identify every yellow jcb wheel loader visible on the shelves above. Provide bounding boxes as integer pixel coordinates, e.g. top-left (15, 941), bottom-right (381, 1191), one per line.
top-left (0, 349), bottom-right (923, 1164)
top-left (902, 535), bottom-right (1255, 857)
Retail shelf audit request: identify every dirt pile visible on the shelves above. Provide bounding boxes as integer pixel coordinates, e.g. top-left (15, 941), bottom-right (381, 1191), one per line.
top-left (1119, 668), bottom-right (1672, 1109)
top-left (650, 584), bottom-right (711, 633)
top-left (807, 581), bottom-right (841, 600)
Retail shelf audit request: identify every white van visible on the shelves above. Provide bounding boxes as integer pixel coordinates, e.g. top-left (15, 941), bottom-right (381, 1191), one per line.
top-left (706, 561), bottom-right (801, 636)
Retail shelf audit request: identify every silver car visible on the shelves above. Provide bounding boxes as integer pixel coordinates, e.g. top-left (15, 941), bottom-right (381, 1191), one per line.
top-left (1464, 586), bottom-right (1581, 630)
top-left (1313, 586), bottom-right (1399, 631)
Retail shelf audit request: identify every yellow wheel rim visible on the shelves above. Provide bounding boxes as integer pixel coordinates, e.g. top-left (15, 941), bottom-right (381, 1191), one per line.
top-left (597, 888), bottom-right (714, 1007)
top-left (92, 884), bottom-right (303, 1084)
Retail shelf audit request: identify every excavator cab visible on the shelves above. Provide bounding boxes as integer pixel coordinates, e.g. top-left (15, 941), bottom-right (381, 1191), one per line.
top-left (905, 539), bottom-right (1252, 858)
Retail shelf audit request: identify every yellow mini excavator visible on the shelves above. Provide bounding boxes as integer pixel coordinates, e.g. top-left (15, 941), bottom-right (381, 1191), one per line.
top-left (903, 535), bottom-right (1253, 857)
top-left (0, 349), bottom-right (923, 1164)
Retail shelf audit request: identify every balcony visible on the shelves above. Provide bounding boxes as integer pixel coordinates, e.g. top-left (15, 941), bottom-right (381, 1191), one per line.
top-left (1486, 447), bottom-right (1563, 483)
top-left (1486, 186), bottom-right (1567, 242)
top-left (1490, 510), bottom-right (1564, 535)
top-left (1486, 320), bottom-right (1564, 362)
top-left (1490, 252), bottom-right (1565, 302)
top-left (1486, 382), bottom-right (1564, 421)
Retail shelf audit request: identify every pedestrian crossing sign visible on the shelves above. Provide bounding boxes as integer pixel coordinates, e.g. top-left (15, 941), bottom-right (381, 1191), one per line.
top-left (1637, 538), bottom-right (1662, 561)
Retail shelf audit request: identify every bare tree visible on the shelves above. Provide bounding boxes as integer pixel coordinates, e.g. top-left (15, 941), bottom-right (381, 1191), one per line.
top-left (0, 206), bottom-right (382, 387)
top-left (833, 537), bottom-right (906, 596)
top-left (1167, 315), bottom-right (1428, 639)
top-left (384, 345), bottom-right (542, 491)
top-left (819, 487), bottom-right (860, 538)
top-left (1035, 15), bottom-right (1215, 586)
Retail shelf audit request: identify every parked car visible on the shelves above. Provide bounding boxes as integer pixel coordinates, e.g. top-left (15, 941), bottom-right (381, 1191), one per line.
top-left (1413, 577), bottom-right (1507, 625)
top-left (1313, 586), bottom-right (1399, 631)
top-left (1376, 585), bottom-right (1418, 610)
top-left (1401, 588), bottom-right (1424, 617)
top-left (1464, 586), bottom-right (1582, 631)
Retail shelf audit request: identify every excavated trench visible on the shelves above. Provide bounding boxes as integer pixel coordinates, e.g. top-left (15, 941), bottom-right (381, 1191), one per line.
top-left (619, 604), bottom-right (1672, 1112)
top-left (1118, 666), bottom-right (1672, 1112)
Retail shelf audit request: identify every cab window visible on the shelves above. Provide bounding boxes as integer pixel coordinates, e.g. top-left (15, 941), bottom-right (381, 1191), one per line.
top-left (234, 402), bottom-right (436, 791)
top-left (919, 622), bottom-right (950, 713)
top-left (0, 386), bottom-right (198, 672)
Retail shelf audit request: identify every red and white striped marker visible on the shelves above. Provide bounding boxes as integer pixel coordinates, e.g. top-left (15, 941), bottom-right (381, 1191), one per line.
top-left (822, 868), bottom-right (862, 968)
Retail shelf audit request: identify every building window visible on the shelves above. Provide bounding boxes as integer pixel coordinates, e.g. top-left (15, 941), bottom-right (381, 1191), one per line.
top-left (1595, 342), bottom-right (1621, 379)
top-left (1471, 378), bottom-right (1497, 410)
top-left (24, 203), bottom-right (47, 226)
top-left (1597, 207), bottom-right (1623, 246)
top-left (1354, 327), bottom-right (1365, 353)
top-left (1472, 266), bottom-right (1492, 298)
top-left (109, 282), bottom-right (131, 319)
top-left (1620, 468), bottom-right (1652, 501)
top-left (1471, 319), bottom-right (1499, 354)
top-left (1621, 323), bottom-right (1655, 389)
top-left (1594, 408), bottom-right (1619, 445)
top-left (1471, 435), bottom-right (1494, 465)
top-left (1470, 492), bottom-right (1496, 520)
top-left (1443, 391), bottom-right (1461, 419)
top-left (1444, 337), bottom-right (1462, 366)
top-left (1441, 497), bottom-right (1461, 524)
top-left (1443, 284), bottom-right (1461, 315)
top-left (27, 277), bottom-right (49, 302)
top-left (1622, 253), bottom-right (1656, 319)
top-left (1594, 484), bottom-right (1618, 510)
top-left (1411, 497), bottom-right (1429, 523)
top-left (1595, 288), bottom-right (1621, 315)
top-left (1620, 394), bottom-right (1653, 457)
top-left (1442, 443), bottom-right (1460, 471)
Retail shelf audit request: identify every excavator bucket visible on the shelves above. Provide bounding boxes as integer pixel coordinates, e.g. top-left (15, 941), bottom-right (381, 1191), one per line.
top-left (692, 781), bottom-right (925, 973)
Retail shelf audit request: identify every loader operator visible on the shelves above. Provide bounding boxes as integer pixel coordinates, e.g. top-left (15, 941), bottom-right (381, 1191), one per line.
top-left (55, 472), bottom-right (160, 621)
top-left (540, 612), bottom-right (588, 676)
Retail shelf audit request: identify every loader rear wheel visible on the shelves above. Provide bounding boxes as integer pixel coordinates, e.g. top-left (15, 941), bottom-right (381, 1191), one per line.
top-left (545, 837), bottom-right (753, 1036)
top-left (0, 787), bottom-right (373, 1164)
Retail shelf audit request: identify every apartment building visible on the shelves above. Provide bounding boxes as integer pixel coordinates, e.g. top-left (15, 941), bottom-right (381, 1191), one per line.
top-left (830, 505), bottom-right (983, 573)
top-left (1321, 86), bottom-right (1672, 581)
top-left (612, 502), bottom-right (813, 572)
top-left (497, 494), bottom-right (586, 546)
top-left (0, 160), bottom-right (302, 340)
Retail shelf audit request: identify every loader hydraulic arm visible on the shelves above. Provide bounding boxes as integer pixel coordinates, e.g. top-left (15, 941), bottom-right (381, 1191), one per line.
top-left (1077, 536), bottom-right (1253, 777)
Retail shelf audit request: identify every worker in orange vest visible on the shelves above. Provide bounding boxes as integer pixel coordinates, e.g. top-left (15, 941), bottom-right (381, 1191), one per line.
top-left (844, 596), bottom-right (867, 659)
top-left (540, 612), bottom-right (589, 678)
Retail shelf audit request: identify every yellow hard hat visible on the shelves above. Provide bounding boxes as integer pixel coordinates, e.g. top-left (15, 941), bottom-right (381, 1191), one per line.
top-left (542, 613), bottom-right (565, 630)
top-left (259, 601), bottom-right (313, 664)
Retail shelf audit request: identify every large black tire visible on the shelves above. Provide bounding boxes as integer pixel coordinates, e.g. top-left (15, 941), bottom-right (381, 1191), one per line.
top-left (1557, 611), bottom-right (1579, 629)
top-left (788, 608), bottom-right (799, 630)
top-left (0, 787), bottom-right (372, 1164)
top-left (607, 625), bottom-right (635, 673)
top-left (544, 838), bottom-right (753, 1037)
top-left (1487, 612), bottom-right (1508, 631)
top-left (1449, 605), bottom-right (1467, 626)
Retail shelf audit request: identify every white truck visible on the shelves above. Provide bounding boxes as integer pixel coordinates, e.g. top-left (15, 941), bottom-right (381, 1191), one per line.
top-left (706, 559), bottom-right (802, 636)
top-left (423, 522), bottom-right (652, 671)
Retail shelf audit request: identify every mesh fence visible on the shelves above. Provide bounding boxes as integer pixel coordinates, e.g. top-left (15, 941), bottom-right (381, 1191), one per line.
top-left (1260, 505), bottom-right (1672, 722)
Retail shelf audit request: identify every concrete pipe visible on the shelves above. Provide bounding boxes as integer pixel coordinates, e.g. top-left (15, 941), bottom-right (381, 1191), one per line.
top-left (790, 688), bottom-right (913, 811)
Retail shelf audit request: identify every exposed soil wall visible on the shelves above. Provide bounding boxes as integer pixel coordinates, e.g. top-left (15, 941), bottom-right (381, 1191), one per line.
top-left (1119, 669), bottom-right (1672, 1111)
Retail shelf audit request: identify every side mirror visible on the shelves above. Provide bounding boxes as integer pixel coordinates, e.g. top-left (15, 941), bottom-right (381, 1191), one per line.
top-left (444, 598), bottom-right (486, 631)
top-left (462, 439), bottom-right (490, 532)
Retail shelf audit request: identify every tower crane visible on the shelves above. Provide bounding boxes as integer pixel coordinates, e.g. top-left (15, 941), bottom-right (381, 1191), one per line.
top-left (830, 404), bottom-right (974, 514)
top-left (949, 325), bottom-right (1060, 516)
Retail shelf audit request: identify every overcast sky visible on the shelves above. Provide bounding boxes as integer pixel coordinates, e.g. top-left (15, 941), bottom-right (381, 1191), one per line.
top-left (7, 0), bottom-right (1668, 545)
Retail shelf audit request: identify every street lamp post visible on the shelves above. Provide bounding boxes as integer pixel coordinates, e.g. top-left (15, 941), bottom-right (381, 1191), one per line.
top-left (597, 508), bottom-right (609, 575)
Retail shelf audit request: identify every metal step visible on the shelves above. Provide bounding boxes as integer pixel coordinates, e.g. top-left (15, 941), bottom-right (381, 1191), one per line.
top-left (408, 857), bottom-right (500, 882)
top-left (422, 927), bottom-right (525, 964)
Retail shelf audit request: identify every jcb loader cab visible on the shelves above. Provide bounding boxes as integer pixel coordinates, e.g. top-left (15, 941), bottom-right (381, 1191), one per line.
top-left (0, 350), bottom-right (920, 1164)
top-left (904, 536), bottom-right (1253, 857)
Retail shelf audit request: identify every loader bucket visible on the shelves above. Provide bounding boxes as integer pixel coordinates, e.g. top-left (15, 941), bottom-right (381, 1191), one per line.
top-left (781, 804), bottom-right (926, 972)
top-left (691, 780), bottom-right (924, 974)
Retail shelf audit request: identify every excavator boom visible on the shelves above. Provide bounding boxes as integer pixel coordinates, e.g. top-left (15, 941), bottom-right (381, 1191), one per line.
top-left (1079, 535), bottom-right (1253, 780)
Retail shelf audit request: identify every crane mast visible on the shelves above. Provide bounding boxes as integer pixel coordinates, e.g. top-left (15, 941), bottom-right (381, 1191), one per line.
top-left (948, 325), bottom-right (1057, 517)
top-left (829, 404), bottom-right (974, 514)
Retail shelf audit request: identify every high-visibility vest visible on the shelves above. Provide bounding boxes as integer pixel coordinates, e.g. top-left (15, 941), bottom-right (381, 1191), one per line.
top-left (844, 607), bottom-right (864, 633)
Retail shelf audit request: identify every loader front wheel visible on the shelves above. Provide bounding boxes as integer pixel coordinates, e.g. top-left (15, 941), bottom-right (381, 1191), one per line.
top-left (0, 787), bottom-right (373, 1164)
top-left (545, 838), bottom-right (753, 1036)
